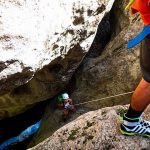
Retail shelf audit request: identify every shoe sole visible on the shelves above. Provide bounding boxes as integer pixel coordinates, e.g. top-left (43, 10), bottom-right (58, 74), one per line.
top-left (119, 115), bottom-right (150, 138)
top-left (120, 128), bottom-right (136, 136)
top-left (120, 128), bottom-right (150, 138)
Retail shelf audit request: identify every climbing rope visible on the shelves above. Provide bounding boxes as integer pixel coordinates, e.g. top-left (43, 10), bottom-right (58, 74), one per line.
top-left (74, 91), bottom-right (134, 106)
top-left (125, 0), bottom-right (135, 10)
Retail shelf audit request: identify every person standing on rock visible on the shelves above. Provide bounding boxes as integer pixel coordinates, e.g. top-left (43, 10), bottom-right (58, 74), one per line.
top-left (120, 0), bottom-right (150, 137)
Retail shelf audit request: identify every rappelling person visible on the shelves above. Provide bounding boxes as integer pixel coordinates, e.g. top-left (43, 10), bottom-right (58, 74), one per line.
top-left (120, 0), bottom-right (150, 137)
top-left (56, 93), bottom-right (76, 121)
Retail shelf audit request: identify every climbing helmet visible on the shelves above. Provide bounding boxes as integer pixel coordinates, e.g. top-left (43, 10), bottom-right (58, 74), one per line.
top-left (62, 93), bottom-right (69, 99)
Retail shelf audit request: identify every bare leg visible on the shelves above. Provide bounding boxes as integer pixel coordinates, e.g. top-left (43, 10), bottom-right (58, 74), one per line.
top-left (120, 78), bottom-right (150, 137)
top-left (131, 78), bottom-right (150, 111)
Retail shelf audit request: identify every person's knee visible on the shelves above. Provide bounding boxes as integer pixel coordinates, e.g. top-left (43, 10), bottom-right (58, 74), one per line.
top-left (142, 79), bottom-right (150, 93)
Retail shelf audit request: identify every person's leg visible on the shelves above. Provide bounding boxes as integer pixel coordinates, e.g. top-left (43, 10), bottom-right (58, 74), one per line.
top-left (120, 35), bottom-right (150, 137)
top-left (62, 109), bottom-right (69, 121)
top-left (120, 81), bottom-right (150, 137)
top-left (125, 34), bottom-right (150, 118)
top-left (131, 78), bottom-right (150, 111)
top-left (128, 34), bottom-right (150, 113)
top-left (125, 78), bottom-right (150, 119)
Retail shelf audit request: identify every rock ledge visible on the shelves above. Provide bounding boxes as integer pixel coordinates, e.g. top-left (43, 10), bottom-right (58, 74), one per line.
top-left (29, 105), bottom-right (150, 150)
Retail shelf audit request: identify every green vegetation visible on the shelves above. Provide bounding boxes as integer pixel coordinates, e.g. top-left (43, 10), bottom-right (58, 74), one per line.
top-left (67, 127), bottom-right (80, 141)
top-left (83, 121), bottom-right (94, 129)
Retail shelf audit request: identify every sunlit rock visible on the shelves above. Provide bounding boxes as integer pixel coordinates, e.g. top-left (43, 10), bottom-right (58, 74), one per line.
top-left (0, 0), bottom-right (114, 118)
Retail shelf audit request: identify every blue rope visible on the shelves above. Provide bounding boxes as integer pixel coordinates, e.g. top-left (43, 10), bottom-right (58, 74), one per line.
top-left (0, 120), bottom-right (42, 150)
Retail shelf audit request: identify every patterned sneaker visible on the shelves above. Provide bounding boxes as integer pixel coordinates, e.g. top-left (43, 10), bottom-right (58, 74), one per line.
top-left (120, 114), bottom-right (150, 137)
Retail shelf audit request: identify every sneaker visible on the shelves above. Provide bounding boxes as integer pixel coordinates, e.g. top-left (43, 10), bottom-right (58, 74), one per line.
top-left (120, 114), bottom-right (150, 137)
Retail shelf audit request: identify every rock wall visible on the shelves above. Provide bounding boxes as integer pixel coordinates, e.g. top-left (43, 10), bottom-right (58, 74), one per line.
top-left (23, 0), bottom-right (147, 148)
top-left (28, 0), bottom-right (147, 148)
top-left (0, 0), bottom-right (115, 118)
top-left (0, 0), bottom-right (147, 148)
top-left (71, 0), bottom-right (143, 109)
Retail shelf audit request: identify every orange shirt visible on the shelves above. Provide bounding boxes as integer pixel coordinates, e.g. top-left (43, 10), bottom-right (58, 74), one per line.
top-left (131, 0), bottom-right (150, 26)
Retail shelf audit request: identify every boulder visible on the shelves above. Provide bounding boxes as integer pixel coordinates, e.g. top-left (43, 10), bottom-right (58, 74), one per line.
top-left (0, 0), bottom-right (115, 118)
top-left (29, 105), bottom-right (150, 150)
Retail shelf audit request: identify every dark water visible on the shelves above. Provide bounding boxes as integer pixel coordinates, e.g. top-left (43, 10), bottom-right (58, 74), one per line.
top-left (0, 101), bottom-right (47, 150)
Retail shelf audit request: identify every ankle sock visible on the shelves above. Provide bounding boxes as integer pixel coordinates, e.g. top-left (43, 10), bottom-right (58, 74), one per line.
top-left (122, 114), bottom-right (139, 128)
top-left (121, 105), bottom-right (144, 128)
top-left (125, 105), bottom-right (144, 119)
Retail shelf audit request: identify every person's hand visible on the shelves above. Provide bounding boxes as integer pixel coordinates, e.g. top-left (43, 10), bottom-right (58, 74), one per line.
top-left (64, 99), bottom-right (69, 103)
top-left (64, 99), bottom-right (73, 103)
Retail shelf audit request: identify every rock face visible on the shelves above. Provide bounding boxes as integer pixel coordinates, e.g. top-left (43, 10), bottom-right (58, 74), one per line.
top-left (71, 0), bottom-right (143, 109)
top-left (29, 105), bottom-right (150, 150)
top-left (0, 0), bottom-right (115, 118)
top-left (28, 1), bottom-right (145, 147)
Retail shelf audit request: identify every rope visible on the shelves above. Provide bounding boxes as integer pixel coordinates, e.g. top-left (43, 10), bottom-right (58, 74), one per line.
top-left (125, 0), bottom-right (135, 10)
top-left (74, 91), bottom-right (134, 106)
